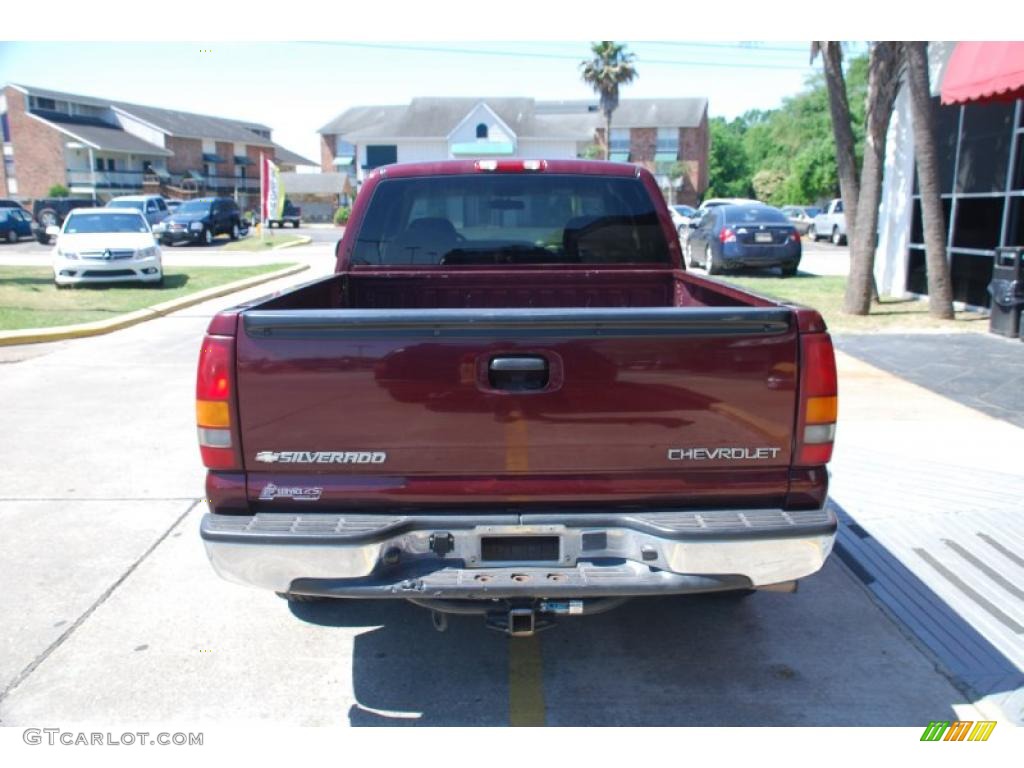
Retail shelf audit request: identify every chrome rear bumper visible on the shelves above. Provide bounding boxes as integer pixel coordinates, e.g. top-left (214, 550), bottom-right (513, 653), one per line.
top-left (200, 505), bottom-right (836, 598)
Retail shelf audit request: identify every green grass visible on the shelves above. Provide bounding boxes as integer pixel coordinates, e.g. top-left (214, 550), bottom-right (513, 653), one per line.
top-left (0, 264), bottom-right (294, 331)
top-left (222, 233), bottom-right (306, 251)
top-left (716, 274), bottom-right (988, 334)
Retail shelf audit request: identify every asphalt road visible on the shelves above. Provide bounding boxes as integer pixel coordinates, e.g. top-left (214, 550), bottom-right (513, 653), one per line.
top-left (0, 244), bottom-right (968, 726)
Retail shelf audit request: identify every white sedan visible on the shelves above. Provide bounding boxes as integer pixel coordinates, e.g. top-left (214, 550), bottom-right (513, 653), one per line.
top-left (50, 208), bottom-right (163, 288)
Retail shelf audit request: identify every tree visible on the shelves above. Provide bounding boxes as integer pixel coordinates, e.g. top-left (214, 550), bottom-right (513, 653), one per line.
top-left (905, 42), bottom-right (954, 319)
top-left (47, 184), bottom-right (69, 197)
top-left (811, 42), bottom-right (860, 237)
top-left (706, 117), bottom-right (753, 198)
top-left (814, 42), bottom-right (904, 315)
top-left (844, 42), bottom-right (904, 315)
top-left (580, 41), bottom-right (638, 160)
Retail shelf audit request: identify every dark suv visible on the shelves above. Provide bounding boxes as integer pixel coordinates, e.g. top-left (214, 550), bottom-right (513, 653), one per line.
top-left (160, 197), bottom-right (242, 246)
top-left (32, 198), bottom-right (96, 244)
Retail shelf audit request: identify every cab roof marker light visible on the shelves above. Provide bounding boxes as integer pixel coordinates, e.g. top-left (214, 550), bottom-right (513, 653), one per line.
top-left (475, 160), bottom-right (498, 171)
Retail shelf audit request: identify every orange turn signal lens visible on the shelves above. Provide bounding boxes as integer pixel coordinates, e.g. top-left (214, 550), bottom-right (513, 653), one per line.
top-left (196, 400), bottom-right (231, 428)
top-left (805, 395), bottom-right (838, 424)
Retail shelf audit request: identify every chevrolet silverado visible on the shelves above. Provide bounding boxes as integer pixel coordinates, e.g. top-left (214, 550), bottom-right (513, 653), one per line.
top-left (197, 159), bottom-right (838, 636)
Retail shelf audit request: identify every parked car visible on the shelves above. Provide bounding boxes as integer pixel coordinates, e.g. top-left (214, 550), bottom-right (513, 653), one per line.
top-left (0, 199), bottom-right (27, 211)
top-left (668, 204), bottom-right (697, 242)
top-left (106, 195), bottom-right (169, 228)
top-left (196, 159), bottom-right (839, 636)
top-left (159, 197), bottom-right (242, 246)
top-left (32, 198), bottom-right (96, 244)
top-left (686, 203), bottom-right (801, 276)
top-left (698, 197), bottom-right (761, 211)
top-left (780, 205), bottom-right (820, 235)
top-left (267, 198), bottom-right (302, 228)
top-left (0, 206), bottom-right (35, 243)
top-left (50, 208), bottom-right (163, 287)
top-left (809, 198), bottom-right (847, 245)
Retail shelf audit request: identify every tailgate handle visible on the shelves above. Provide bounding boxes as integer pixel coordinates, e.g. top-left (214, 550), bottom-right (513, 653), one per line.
top-left (489, 356), bottom-right (549, 391)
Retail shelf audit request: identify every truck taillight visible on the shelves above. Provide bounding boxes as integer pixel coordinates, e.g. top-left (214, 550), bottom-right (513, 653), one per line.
top-left (719, 228), bottom-right (736, 243)
top-left (794, 333), bottom-right (837, 466)
top-left (196, 335), bottom-right (239, 470)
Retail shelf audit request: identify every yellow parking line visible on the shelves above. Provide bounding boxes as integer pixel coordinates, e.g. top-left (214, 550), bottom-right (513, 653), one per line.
top-left (508, 635), bottom-right (546, 726)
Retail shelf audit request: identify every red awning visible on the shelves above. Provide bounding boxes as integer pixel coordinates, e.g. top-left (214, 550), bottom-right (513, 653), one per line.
top-left (941, 42), bottom-right (1024, 105)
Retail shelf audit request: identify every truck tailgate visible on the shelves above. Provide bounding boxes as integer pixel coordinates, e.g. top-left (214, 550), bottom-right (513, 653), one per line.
top-left (235, 307), bottom-right (798, 508)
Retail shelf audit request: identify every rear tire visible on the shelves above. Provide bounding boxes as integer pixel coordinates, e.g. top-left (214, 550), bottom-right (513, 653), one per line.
top-left (781, 261), bottom-right (800, 277)
top-left (808, 224), bottom-right (818, 241)
top-left (831, 226), bottom-right (845, 246)
top-left (203, 227), bottom-right (214, 246)
top-left (706, 244), bottom-right (722, 275)
top-left (230, 222), bottom-right (240, 241)
top-left (5, 230), bottom-right (16, 244)
top-left (37, 208), bottom-right (58, 229)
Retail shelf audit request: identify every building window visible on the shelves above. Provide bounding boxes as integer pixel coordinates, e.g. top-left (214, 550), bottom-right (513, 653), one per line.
top-left (106, 158), bottom-right (115, 172)
top-left (32, 97), bottom-right (56, 111)
top-left (609, 128), bottom-right (629, 152)
top-left (95, 156), bottom-right (104, 171)
top-left (476, 123), bottom-right (488, 139)
top-left (904, 96), bottom-right (1024, 308)
top-left (365, 145), bottom-right (398, 169)
top-left (656, 128), bottom-right (678, 152)
top-left (1, 112), bottom-right (9, 143)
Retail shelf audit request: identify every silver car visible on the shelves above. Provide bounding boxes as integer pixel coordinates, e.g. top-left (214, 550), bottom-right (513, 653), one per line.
top-left (781, 205), bottom-right (820, 235)
top-left (106, 195), bottom-right (169, 228)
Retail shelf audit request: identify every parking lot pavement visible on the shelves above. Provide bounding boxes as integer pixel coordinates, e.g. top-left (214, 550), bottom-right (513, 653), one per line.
top-left (799, 239), bottom-right (849, 275)
top-left (0, 267), bottom-right (987, 726)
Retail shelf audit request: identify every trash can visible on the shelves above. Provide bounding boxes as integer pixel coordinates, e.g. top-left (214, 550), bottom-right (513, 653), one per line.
top-left (987, 247), bottom-right (1024, 338)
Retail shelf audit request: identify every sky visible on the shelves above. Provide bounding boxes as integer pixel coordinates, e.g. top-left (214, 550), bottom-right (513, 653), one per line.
top-left (0, 41), bottom-right (852, 166)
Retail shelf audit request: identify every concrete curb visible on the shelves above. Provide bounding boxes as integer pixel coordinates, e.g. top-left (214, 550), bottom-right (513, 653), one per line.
top-left (272, 235), bottom-right (312, 250)
top-left (0, 263), bottom-right (309, 347)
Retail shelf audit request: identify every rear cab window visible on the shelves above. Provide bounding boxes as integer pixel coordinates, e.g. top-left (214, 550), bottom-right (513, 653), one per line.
top-left (351, 174), bottom-right (669, 266)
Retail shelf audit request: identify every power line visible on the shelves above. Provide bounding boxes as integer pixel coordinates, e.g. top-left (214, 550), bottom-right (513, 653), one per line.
top-left (297, 41), bottom-right (813, 70)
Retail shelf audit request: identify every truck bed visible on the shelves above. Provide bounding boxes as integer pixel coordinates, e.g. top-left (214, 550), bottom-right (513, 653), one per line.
top-left (251, 268), bottom-right (779, 312)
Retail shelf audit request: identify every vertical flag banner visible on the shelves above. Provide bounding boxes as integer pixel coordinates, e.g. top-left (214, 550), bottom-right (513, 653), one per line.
top-left (261, 155), bottom-right (285, 222)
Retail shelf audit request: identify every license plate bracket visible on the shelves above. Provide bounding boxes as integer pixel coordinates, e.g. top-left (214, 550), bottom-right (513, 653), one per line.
top-left (481, 536), bottom-right (560, 562)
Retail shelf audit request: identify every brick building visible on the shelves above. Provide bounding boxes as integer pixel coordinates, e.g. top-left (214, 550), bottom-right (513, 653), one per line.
top-left (0, 84), bottom-right (314, 209)
top-left (318, 97), bottom-right (709, 205)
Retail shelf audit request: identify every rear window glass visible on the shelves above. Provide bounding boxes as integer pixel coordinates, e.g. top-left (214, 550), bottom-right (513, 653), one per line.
top-left (352, 174), bottom-right (669, 266)
top-left (724, 206), bottom-right (789, 225)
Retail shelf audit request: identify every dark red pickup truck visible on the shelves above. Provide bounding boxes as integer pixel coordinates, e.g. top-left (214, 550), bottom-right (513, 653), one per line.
top-left (197, 159), bottom-right (837, 635)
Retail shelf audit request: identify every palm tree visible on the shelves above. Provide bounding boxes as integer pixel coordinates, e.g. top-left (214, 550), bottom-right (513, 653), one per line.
top-left (844, 41), bottom-right (903, 315)
top-left (810, 42), bottom-right (860, 237)
top-left (814, 41), bottom-right (903, 315)
top-left (580, 42), bottom-right (638, 160)
top-left (905, 42), bottom-right (954, 319)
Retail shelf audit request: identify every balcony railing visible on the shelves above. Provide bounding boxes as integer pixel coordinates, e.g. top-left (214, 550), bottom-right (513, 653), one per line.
top-left (66, 169), bottom-right (261, 194)
top-left (166, 174), bottom-right (259, 192)
top-left (66, 169), bottom-right (145, 190)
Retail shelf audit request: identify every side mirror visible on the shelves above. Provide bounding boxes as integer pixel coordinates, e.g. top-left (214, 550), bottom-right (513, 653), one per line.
top-left (46, 225), bottom-right (61, 237)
